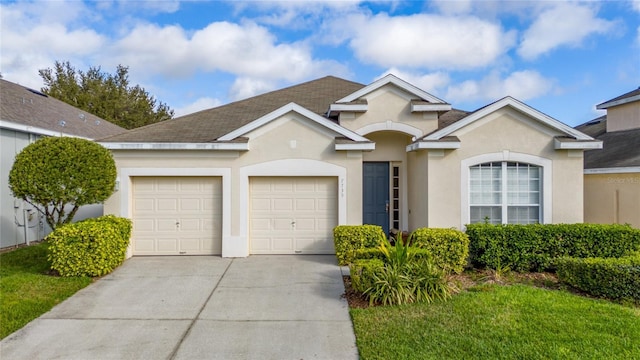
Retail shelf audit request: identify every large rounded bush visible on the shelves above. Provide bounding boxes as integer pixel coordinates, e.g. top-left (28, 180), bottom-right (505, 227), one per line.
top-left (9, 136), bottom-right (116, 229)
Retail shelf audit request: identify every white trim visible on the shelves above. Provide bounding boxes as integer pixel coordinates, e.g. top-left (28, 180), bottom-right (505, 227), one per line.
top-left (554, 138), bottom-right (603, 149)
top-left (335, 143), bottom-right (375, 151)
top-left (336, 74), bottom-right (447, 104)
top-left (597, 94), bottom-right (640, 109)
top-left (406, 141), bottom-right (461, 151)
top-left (118, 167), bottom-right (232, 258)
top-left (584, 167), bottom-right (640, 174)
top-left (460, 152), bottom-right (552, 229)
top-left (100, 142), bottom-right (249, 150)
top-left (329, 103), bottom-right (368, 112)
top-left (426, 97), bottom-right (594, 141)
top-left (239, 159), bottom-right (348, 257)
top-left (355, 121), bottom-right (423, 138)
top-left (410, 103), bottom-right (452, 112)
top-left (0, 120), bottom-right (91, 139)
top-left (218, 102), bottom-right (369, 142)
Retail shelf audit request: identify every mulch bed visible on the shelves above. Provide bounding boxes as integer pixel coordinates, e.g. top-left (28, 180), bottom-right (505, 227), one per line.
top-left (341, 270), bottom-right (561, 309)
top-left (342, 276), bottom-right (371, 309)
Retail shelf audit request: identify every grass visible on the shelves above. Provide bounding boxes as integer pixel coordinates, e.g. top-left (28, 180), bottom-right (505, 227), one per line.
top-left (351, 284), bottom-right (640, 360)
top-left (0, 242), bottom-right (92, 339)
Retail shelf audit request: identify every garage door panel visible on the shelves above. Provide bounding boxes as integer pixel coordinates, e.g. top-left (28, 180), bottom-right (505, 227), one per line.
top-left (157, 219), bottom-right (178, 232)
top-left (272, 238), bottom-right (294, 251)
top-left (295, 198), bottom-right (315, 211)
top-left (294, 218), bottom-right (315, 231)
top-left (273, 199), bottom-right (293, 211)
top-left (178, 219), bottom-right (200, 231)
top-left (157, 199), bottom-right (178, 211)
top-left (134, 199), bottom-right (154, 211)
top-left (274, 218), bottom-right (294, 231)
top-left (179, 198), bottom-right (202, 211)
top-left (133, 219), bottom-right (154, 232)
top-left (132, 177), bottom-right (222, 256)
top-left (295, 237), bottom-right (333, 252)
top-left (273, 182), bottom-right (294, 192)
top-left (251, 238), bottom-right (271, 252)
top-left (157, 180), bottom-right (178, 192)
top-left (250, 177), bottom-right (337, 254)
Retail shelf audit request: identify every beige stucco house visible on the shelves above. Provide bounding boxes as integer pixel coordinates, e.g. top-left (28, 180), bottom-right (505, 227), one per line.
top-left (576, 87), bottom-right (640, 228)
top-left (99, 75), bottom-right (601, 257)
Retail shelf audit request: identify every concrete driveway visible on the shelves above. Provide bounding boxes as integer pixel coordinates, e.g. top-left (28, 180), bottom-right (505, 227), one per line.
top-left (0, 255), bottom-right (358, 360)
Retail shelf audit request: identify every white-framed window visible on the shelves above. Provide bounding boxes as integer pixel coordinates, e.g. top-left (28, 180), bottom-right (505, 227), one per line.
top-left (469, 161), bottom-right (541, 224)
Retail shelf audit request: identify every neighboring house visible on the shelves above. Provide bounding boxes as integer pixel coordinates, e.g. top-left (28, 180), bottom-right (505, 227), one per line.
top-left (0, 79), bottom-right (126, 249)
top-left (99, 74), bottom-right (601, 258)
top-left (576, 87), bottom-right (640, 228)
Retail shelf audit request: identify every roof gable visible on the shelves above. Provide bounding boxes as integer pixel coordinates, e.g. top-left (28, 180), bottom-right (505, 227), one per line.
top-left (219, 102), bottom-right (370, 143)
top-left (425, 96), bottom-right (594, 141)
top-left (335, 74), bottom-right (448, 104)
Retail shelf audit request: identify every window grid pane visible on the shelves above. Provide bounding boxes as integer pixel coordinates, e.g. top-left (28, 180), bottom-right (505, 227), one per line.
top-left (470, 162), bottom-right (541, 225)
top-left (470, 163), bottom-right (502, 206)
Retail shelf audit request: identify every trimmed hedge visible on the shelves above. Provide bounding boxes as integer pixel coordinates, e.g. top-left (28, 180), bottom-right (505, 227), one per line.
top-left (556, 252), bottom-right (640, 302)
top-left (47, 215), bottom-right (132, 277)
top-left (333, 225), bottom-right (385, 265)
top-left (410, 228), bottom-right (469, 274)
top-left (350, 258), bottom-right (385, 293)
top-left (466, 223), bottom-right (640, 272)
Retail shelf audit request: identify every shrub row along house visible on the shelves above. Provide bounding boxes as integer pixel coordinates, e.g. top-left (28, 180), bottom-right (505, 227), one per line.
top-left (98, 74), bottom-right (603, 258)
top-left (0, 79), bottom-right (125, 249)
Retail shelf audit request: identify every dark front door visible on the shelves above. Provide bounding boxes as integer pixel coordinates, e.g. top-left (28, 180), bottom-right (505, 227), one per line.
top-left (363, 162), bottom-right (390, 235)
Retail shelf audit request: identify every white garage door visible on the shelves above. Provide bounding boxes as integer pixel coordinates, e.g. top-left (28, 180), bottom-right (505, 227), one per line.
top-left (250, 177), bottom-right (337, 254)
top-left (132, 177), bottom-right (222, 255)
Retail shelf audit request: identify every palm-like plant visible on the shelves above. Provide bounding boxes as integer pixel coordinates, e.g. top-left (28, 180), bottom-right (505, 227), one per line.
top-left (364, 233), bottom-right (451, 306)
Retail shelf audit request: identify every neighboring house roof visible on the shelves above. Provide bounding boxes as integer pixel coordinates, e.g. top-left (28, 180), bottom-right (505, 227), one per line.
top-left (100, 76), bottom-right (365, 143)
top-left (410, 96), bottom-right (601, 151)
top-left (575, 116), bottom-right (640, 169)
top-left (0, 79), bottom-right (125, 139)
top-left (596, 87), bottom-right (640, 109)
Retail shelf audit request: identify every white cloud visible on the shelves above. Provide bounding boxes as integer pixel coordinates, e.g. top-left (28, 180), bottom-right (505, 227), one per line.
top-left (229, 77), bottom-right (278, 100)
top-left (518, 2), bottom-right (617, 60)
top-left (445, 70), bottom-right (554, 103)
top-left (633, 0), bottom-right (640, 12)
top-left (110, 21), bottom-right (347, 84)
top-left (0, 1), bottom-right (104, 87)
top-left (173, 97), bottom-right (223, 117)
top-left (338, 13), bottom-right (516, 70)
top-left (378, 68), bottom-right (450, 97)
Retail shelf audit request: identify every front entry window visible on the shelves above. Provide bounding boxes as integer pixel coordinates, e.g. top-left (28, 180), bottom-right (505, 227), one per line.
top-left (469, 162), bottom-right (541, 224)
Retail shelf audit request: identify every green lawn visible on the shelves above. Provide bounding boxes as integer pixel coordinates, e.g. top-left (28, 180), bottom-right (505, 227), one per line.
top-left (0, 242), bottom-right (92, 339)
top-left (351, 284), bottom-right (640, 360)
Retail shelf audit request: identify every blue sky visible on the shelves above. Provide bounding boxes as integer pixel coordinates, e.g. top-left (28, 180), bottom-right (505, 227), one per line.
top-left (1, 0), bottom-right (638, 127)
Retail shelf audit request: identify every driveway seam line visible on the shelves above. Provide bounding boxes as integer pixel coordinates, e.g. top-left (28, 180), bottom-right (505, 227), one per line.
top-left (167, 258), bottom-right (234, 360)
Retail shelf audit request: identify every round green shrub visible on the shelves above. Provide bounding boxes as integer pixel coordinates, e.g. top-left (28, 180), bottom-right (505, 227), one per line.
top-left (47, 215), bottom-right (132, 277)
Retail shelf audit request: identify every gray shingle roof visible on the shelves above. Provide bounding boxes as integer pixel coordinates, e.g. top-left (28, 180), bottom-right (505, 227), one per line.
top-left (437, 109), bottom-right (469, 129)
top-left (575, 116), bottom-right (640, 168)
top-left (596, 87), bottom-right (640, 109)
top-left (100, 76), bottom-right (365, 143)
top-left (0, 79), bottom-right (125, 139)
